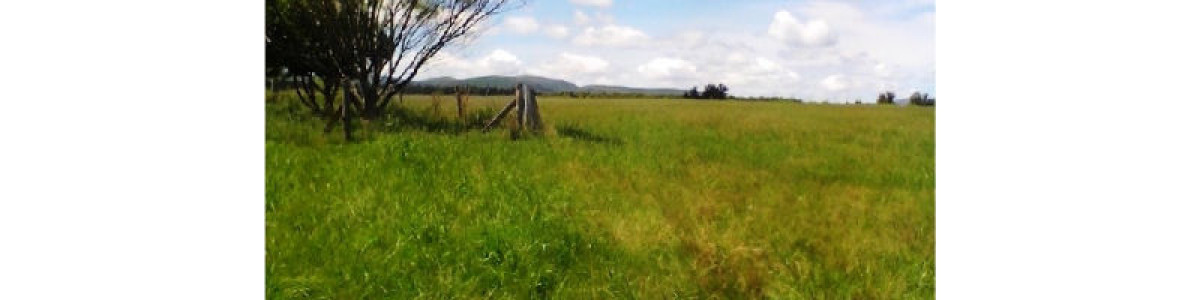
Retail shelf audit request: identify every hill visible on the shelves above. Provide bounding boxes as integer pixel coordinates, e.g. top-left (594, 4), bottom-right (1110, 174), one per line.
top-left (413, 75), bottom-right (578, 93)
top-left (411, 75), bottom-right (685, 95)
top-left (579, 84), bottom-right (686, 96)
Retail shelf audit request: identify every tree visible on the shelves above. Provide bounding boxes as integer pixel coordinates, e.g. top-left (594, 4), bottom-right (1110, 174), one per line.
top-left (267, 0), bottom-right (343, 116)
top-left (701, 83), bottom-right (729, 99)
top-left (268, 0), bottom-right (523, 139)
top-left (877, 91), bottom-right (896, 105)
top-left (910, 92), bottom-right (934, 106)
top-left (683, 83), bottom-right (729, 99)
top-left (684, 86), bottom-right (700, 99)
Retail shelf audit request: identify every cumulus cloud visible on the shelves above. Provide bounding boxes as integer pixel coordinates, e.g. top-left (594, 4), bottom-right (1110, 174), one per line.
top-left (873, 63), bottom-right (892, 77)
top-left (754, 57), bottom-right (781, 72)
top-left (528, 52), bottom-right (612, 84)
top-left (573, 10), bottom-right (590, 25)
top-left (482, 49), bottom-right (521, 67)
top-left (674, 30), bottom-right (706, 48)
top-left (569, 0), bottom-right (612, 8)
top-left (637, 57), bottom-right (697, 80)
top-left (532, 53), bottom-right (610, 74)
top-left (768, 11), bottom-right (836, 47)
top-left (419, 1), bottom-right (933, 101)
top-left (502, 16), bottom-right (539, 34)
top-left (558, 53), bottom-right (610, 73)
top-left (710, 55), bottom-right (801, 96)
top-left (573, 25), bottom-right (650, 47)
top-left (791, 1), bottom-right (933, 68)
top-left (544, 25), bottom-right (570, 39)
top-left (820, 75), bottom-right (849, 92)
top-left (593, 12), bottom-right (615, 24)
top-left (422, 49), bottom-right (523, 78)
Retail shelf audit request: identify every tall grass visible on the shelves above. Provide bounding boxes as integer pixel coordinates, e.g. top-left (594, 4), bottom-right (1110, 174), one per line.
top-left (266, 92), bottom-right (935, 298)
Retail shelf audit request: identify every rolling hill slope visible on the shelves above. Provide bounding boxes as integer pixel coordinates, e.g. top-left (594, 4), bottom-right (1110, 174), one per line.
top-left (412, 75), bottom-right (685, 95)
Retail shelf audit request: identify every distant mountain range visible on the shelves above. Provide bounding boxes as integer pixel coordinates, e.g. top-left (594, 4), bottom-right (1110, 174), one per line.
top-left (412, 75), bottom-right (686, 96)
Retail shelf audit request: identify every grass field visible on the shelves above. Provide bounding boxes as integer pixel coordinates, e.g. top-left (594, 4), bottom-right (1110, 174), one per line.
top-left (266, 92), bottom-right (935, 299)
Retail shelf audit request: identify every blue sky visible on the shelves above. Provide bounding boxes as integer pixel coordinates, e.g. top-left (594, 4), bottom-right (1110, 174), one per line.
top-left (418, 0), bottom-right (935, 101)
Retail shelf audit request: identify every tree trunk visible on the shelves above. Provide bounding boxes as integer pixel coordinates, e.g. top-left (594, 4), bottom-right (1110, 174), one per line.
top-left (295, 75), bottom-right (321, 115)
top-left (341, 79), bottom-right (354, 141)
top-left (320, 80), bottom-right (338, 115)
top-left (323, 105), bottom-right (343, 133)
top-left (361, 84), bottom-right (380, 120)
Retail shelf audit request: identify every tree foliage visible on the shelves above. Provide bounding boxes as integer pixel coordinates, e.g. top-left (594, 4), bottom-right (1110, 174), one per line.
top-left (909, 92), bottom-right (935, 106)
top-left (683, 83), bottom-right (730, 99)
top-left (876, 91), bottom-right (896, 105)
top-left (267, 0), bottom-right (523, 125)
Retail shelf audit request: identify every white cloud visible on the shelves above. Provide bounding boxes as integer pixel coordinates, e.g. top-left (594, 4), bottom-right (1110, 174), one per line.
top-left (754, 2), bottom-right (934, 100)
top-left (482, 49), bottom-right (520, 64)
top-left (502, 16), bottom-right (539, 34)
top-left (570, 0), bottom-right (612, 8)
top-left (422, 49), bottom-right (524, 78)
top-left (573, 10), bottom-right (590, 25)
top-left (573, 25), bottom-right (650, 47)
top-left (874, 63), bottom-right (892, 77)
top-left (558, 53), bottom-right (610, 73)
top-left (593, 12), bottom-right (615, 24)
top-left (532, 53), bottom-right (610, 75)
top-left (768, 11), bottom-right (836, 47)
top-left (573, 10), bottom-right (614, 25)
top-left (480, 50), bottom-right (523, 77)
top-left (790, 1), bottom-right (934, 68)
top-left (755, 57), bottom-right (781, 72)
top-left (675, 30), bottom-right (706, 48)
top-left (821, 74), bottom-right (849, 92)
top-left (637, 57), bottom-right (697, 80)
top-left (420, 1), bottom-right (933, 100)
top-left (528, 53), bottom-right (611, 84)
top-left (544, 25), bottom-right (570, 39)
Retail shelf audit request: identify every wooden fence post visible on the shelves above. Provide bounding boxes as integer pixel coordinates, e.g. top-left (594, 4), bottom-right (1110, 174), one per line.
top-left (481, 83), bottom-right (543, 133)
top-left (515, 84), bottom-right (526, 131)
top-left (456, 86), bottom-right (468, 120)
top-left (523, 84), bottom-right (542, 130)
top-left (482, 100), bottom-right (516, 132)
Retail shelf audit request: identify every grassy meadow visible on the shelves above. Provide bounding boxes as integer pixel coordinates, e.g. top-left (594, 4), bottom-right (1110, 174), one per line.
top-left (266, 92), bottom-right (935, 298)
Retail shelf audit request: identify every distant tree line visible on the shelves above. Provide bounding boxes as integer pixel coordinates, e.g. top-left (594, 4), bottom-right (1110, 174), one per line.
top-left (876, 91), bottom-right (935, 106)
top-left (683, 83), bottom-right (730, 99)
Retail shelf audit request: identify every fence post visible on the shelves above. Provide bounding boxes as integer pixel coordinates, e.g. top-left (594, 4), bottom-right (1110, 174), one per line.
top-left (515, 83), bottom-right (526, 131)
top-left (524, 84), bottom-right (542, 131)
top-left (456, 86), bottom-right (467, 120)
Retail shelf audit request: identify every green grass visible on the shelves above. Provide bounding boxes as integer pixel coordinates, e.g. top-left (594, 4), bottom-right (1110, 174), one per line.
top-left (266, 92), bottom-right (935, 299)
